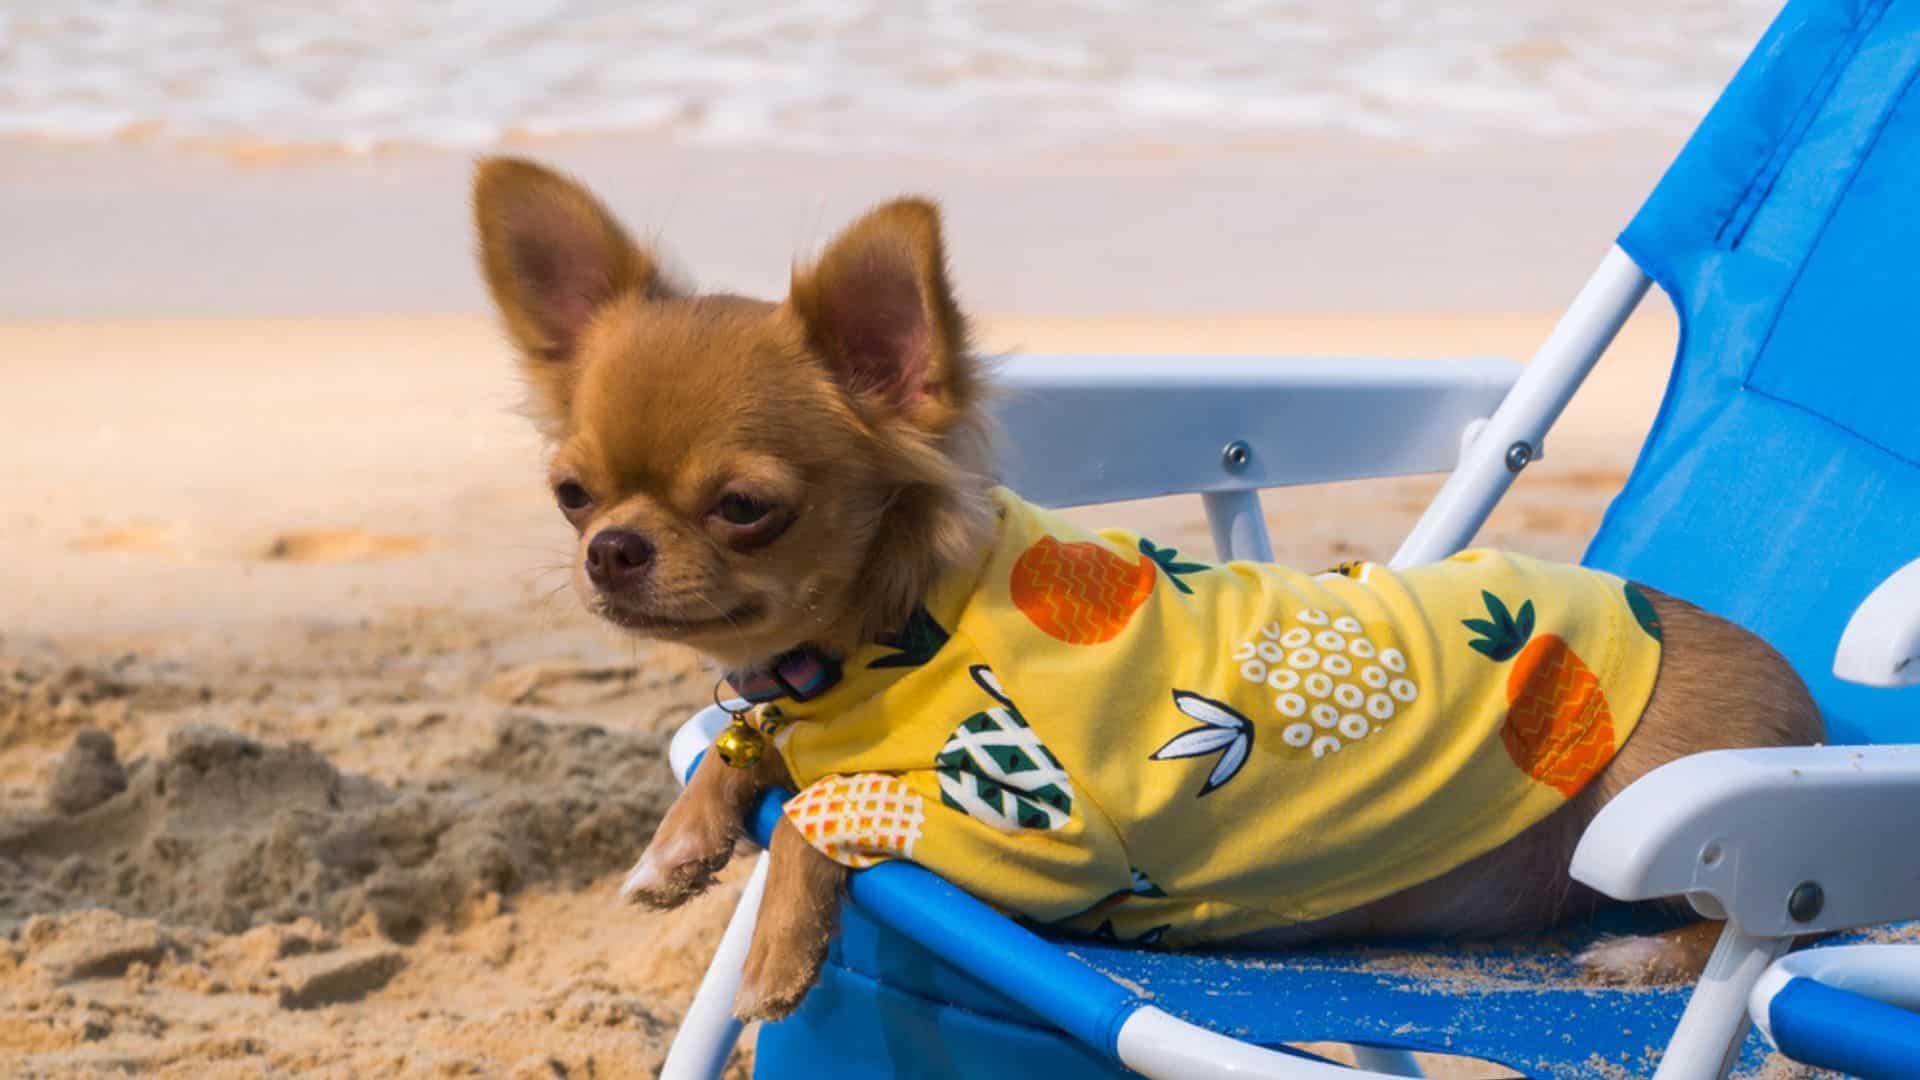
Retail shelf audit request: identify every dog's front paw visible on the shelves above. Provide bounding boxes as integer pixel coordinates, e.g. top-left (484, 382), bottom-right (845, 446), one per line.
top-left (1577, 924), bottom-right (1719, 985)
top-left (620, 816), bottom-right (737, 910)
top-left (733, 915), bottom-right (828, 1022)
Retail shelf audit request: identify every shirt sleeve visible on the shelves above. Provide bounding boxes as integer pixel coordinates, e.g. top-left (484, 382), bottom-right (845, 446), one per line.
top-left (785, 768), bottom-right (1134, 926)
top-left (785, 772), bottom-right (929, 869)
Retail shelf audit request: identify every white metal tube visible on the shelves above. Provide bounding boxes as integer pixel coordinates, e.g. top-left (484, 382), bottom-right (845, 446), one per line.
top-left (1348, 1047), bottom-right (1424, 1075)
top-left (1202, 489), bottom-right (1276, 562)
top-left (1117, 1006), bottom-right (1412, 1080)
top-left (670, 705), bottom-right (736, 785)
top-left (1652, 924), bottom-right (1792, 1080)
top-left (1750, 945), bottom-right (1920, 1045)
top-left (660, 853), bottom-right (770, 1080)
top-left (660, 711), bottom-right (766, 1080)
top-left (1391, 246), bottom-right (1650, 569)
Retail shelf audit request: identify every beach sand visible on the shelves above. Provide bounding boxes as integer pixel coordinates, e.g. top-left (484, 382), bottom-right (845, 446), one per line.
top-left (0, 298), bottom-right (1697, 1078)
top-left (8, 116), bottom-right (1822, 1076)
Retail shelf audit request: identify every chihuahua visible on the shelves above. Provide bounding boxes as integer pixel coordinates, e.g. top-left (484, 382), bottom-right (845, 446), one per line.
top-left (472, 157), bottom-right (1823, 1021)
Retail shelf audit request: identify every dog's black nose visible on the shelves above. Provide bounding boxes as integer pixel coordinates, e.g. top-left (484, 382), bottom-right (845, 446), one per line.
top-left (586, 529), bottom-right (654, 590)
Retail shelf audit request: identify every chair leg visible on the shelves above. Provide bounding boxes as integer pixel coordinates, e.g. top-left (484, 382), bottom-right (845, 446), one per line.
top-left (1651, 922), bottom-right (1791, 1080)
top-left (661, 853), bottom-right (770, 1080)
top-left (1349, 1046), bottom-right (1424, 1075)
top-left (1200, 489), bottom-right (1274, 562)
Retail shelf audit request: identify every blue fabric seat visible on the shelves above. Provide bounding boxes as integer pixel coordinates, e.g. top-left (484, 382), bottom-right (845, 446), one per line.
top-left (752, 0), bottom-right (1920, 1074)
top-left (758, 906), bottom-right (1780, 1078)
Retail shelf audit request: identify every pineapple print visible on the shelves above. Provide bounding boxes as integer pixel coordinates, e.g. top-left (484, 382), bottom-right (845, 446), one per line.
top-left (935, 666), bottom-right (1075, 831)
top-left (1012, 535), bottom-right (1205, 644)
top-left (1231, 607), bottom-right (1418, 759)
top-left (1464, 590), bottom-right (1616, 798)
top-left (786, 773), bottom-right (926, 869)
top-left (1625, 583), bottom-right (1664, 642)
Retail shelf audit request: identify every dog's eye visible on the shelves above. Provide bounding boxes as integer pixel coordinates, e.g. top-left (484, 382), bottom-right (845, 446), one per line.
top-left (716, 493), bottom-right (771, 526)
top-left (554, 481), bottom-right (593, 512)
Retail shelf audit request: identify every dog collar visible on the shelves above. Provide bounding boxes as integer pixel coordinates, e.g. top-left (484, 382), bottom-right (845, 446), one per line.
top-left (724, 646), bottom-right (843, 704)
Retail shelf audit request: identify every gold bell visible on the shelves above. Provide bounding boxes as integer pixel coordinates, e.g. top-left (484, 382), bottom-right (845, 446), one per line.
top-left (713, 717), bottom-right (766, 769)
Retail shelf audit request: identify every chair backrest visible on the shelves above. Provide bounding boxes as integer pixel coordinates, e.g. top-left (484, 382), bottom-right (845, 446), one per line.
top-left (1583, 0), bottom-right (1920, 744)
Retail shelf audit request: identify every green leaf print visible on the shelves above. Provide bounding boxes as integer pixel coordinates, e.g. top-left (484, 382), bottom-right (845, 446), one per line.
top-left (868, 605), bottom-right (950, 669)
top-left (1625, 584), bottom-right (1664, 642)
top-left (1464, 590), bottom-right (1537, 663)
top-left (1139, 538), bottom-right (1209, 595)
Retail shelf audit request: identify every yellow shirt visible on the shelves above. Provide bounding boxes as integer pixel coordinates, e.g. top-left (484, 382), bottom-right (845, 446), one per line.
top-left (768, 489), bottom-right (1663, 945)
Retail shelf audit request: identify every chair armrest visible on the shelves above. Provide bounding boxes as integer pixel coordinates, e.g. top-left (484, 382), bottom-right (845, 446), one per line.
top-left (993, 355), bottom-right (1521, 508)
top-left (1835, 557), bottom-right (1920, 688)
top-left (1570, 745), bottom-right (1920, 935)
top-left (1750, 945), bottom-right (1920, 1077)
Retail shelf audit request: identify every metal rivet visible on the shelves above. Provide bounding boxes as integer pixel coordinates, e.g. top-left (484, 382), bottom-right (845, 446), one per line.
top-left (1788, 881), bottom-right (1824, 923)
top-left (1222, 440), bottom-right (1252, 473)
top-left (1504, 441), bottom-right (1533, 473)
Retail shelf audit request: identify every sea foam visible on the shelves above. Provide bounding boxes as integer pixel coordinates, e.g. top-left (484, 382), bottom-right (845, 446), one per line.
top-left (0, 1), bottom-right (1774, 153)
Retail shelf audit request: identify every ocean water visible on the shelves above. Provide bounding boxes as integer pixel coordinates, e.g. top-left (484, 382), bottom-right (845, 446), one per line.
top-left (0, 1), bottom-right (1774, 153)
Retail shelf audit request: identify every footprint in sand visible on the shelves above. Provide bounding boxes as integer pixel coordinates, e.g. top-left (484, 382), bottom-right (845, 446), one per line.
top-left (262, 529), bottom-right (432, 563)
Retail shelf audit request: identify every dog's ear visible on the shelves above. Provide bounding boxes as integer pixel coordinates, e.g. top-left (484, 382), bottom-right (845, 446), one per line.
top-left (473, 158), bottom-right (670, 419)
top-left (788, 198), bottom-right (977, 431)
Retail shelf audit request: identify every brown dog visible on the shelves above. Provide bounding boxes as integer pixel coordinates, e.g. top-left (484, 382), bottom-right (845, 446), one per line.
top-left (471, 157), bottom-right (1823, 1021)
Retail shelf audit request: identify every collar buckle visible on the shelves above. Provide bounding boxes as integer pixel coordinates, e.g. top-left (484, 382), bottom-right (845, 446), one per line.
top-left (728, 646), bottom-right (843, 704)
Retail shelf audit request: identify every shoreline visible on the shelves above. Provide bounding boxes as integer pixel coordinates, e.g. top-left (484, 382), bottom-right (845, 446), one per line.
top-left (1, 133), bottom-right (1679, 320)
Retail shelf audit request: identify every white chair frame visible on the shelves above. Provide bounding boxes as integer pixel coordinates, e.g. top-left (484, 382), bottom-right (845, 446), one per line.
top-left (658, 244), bottom-right (1920, 1080)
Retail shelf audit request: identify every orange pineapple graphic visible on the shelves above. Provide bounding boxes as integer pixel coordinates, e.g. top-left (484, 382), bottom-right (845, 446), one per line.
top-left (1465, 591), bottom-right (1615, 798)
top-left (1012, 536), bottom-right (1156, 644)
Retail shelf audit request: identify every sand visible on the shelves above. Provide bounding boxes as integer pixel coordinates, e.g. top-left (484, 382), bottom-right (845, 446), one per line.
top-left (0, 104), bottom-right (1776, 1077)
top-left (0, 299), bottom-right (1699, 1077)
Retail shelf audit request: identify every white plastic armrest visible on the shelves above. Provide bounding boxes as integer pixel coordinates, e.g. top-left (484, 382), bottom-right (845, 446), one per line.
top-left (1834, 557), bottom-right (1920, 688)
top-left (994, 355), bottom-right (1521, 508)
top-left (1571, 745), bottom-right (1920, 935)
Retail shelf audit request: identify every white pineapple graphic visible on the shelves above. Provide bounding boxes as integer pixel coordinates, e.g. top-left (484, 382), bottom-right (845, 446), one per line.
top-left (1231, 607), bottom-right (1419, 759)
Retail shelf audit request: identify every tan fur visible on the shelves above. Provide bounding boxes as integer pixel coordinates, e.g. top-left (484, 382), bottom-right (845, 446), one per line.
top-left (1239, 590), bottom-right (1823, 968)
top-left (622, 745), bottom-right (793, 910)
top-left (736, 817), bottom-right (849, 1020)
top-left (471, 159), bottom-right (1824, 1019)
top-left (472, 158), bottom-right (678, 435)
top-left (473, 159), bottom-right (996, 671)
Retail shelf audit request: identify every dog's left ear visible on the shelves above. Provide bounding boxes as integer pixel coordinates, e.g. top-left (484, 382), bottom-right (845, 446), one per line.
top-left (788, 198), bottom-right (977, 431)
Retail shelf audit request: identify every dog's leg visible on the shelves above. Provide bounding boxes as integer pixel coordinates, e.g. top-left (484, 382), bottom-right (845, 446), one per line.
top-left (1578, 920), bottom-right (1727, 985)
top-left (622, 748), bottom-right (778, 909)
top-left (734, 816), bottom-right (849, 1021)
top-left (1579, 923), bottom-right (1830, 985)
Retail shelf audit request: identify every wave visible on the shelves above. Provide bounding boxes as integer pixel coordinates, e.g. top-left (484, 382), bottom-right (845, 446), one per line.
top-left (0, 0), bottom-right (1775, 152)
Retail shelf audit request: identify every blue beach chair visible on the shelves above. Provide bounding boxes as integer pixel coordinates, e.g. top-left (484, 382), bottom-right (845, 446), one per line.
top-left (658, 0), bottom-right (1920, 1075)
